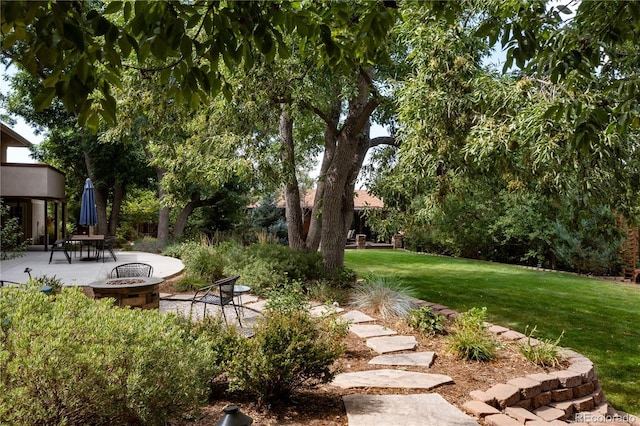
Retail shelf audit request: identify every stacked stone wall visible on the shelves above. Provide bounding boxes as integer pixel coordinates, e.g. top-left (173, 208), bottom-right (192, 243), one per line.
top-left (417, 300), bottom-right (637, 426)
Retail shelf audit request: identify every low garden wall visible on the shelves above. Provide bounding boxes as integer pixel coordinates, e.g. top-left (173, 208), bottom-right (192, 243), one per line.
top-left (417, 300), bottom-right (637, 426)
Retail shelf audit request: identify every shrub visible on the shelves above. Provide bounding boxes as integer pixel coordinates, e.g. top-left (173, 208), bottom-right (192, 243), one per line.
top-left (131, 236), bottom-right (161, 253)
top-left (181, 244), bottom-right (226, 282)
top-left (0, 287), bottom-right (219, 425)
top-left (305, 279), bottom-right (351, 305)
top-left (518, 326), bottom-right (565, 368)
top-left (227, 309), bottom-right (348, 405)
top-left (446, 307), bottom-right (499, 362)
top-left (225, 243), bottom-right (323, 296)
top-left (175, 316), bottom-right (243, 372)
top-left (350, 274), bottom-right (419, 319)
top-left (264, 281), bottom-right (311, 314)
top-left (407, 306), bottom-right (447, 336)
top-left (175, 274), bottom-right (209, 292)
top-left (0, 201), bottom-right (28, 260)
top-left (28, 274), bottom-right (64, 295)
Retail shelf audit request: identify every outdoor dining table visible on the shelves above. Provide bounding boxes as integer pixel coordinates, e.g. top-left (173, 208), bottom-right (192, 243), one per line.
top-left (70, 234), bottom-right (105, 261)
top-left (87, 276), bottom-right (164, 309)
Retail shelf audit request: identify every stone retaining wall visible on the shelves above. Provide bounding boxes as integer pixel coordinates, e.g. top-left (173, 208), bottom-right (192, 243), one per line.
top-left (416, 300), bottom-right (637, 426)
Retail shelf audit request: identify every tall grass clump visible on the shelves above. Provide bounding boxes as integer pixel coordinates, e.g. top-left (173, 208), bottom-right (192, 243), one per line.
top-left (447, 307), bottom-right (499, 362)
top-left (518, 325), bottom-right (566, 368)
top-left (350, 274), bottom-right (419, 319)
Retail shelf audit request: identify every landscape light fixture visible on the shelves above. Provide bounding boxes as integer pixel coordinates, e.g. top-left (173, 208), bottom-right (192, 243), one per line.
top-left (215, 405), bottom-right (253, 426)
top-left (24, 268), bottom-right (32, 279)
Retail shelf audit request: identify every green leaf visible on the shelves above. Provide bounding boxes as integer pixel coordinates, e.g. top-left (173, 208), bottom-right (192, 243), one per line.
top-left (63, 23), bottom-right (85, 51)
top-left (104, 1), bottom-right (123, 15)
top-left (42, 72), bottom-right (60, 89)
top-left (93, 16), bottom-right (110, 36)
top-left (118, 34), bottom-right (132, 57)
top-left (123, 2), bottom-right (131, 21)
top-left (34, 87), bottom-right (56, 111)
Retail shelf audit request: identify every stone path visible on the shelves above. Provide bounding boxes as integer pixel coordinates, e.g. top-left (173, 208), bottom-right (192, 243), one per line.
top-left (343, 394), bottom-right (479, 426)
top-left (332, 309), bottom-right (479, 426)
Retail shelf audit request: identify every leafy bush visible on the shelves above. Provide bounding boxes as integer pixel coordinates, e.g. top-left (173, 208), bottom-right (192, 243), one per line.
top-left (446, 307), bottom-right (499, 362)
top-left (264, 281), bottom-right (311, 314)
top-left (0, 287), bottom-right (219, 425)
top-left (225, 243), bottom-right (323, 296)
top-left (518, 326), bottom-right (565, 368)
top-left (175, 315), bottom-right (243, 372)
top-left (28, 274), bottom-right (64, 294)
top-left (350, 274), bottom-right (419, 318)
top-left (181, 244), bottom-right (226, 282)
top-left (175, 274), bottom-right (209, 292)
top-left (227, 309), bottom-right (347, 405)
top-left (0, 201), bottom-right (28, 260)
top-left (407, 306), bottom-right (447, 336)
top-left (305, 279), bottom-right (351, 305)
top-left (131, 236), bottom-right (161, 253)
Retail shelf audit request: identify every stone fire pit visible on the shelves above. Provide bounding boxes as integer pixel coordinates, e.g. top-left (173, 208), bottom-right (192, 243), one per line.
top-left (89, 277), bottom-right (164, 309)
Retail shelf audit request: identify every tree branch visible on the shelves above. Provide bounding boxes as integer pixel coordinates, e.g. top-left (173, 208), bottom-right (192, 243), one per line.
top-left (369, 136), bottom-right (399, 148)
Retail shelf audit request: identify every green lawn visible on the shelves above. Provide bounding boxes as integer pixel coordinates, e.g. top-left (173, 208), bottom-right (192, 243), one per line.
top-left (344, 250), bottom-right (640, 415)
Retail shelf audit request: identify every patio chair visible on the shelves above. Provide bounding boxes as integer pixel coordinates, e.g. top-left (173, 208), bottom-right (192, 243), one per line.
top-left (97, 236), bottom-right (117, 262)
top-left (49, 237), bottom-right (72, 264)
top-left (110, 262), bottom-right (153, 278)
top-left (191, 275), bottom-right (243, 326)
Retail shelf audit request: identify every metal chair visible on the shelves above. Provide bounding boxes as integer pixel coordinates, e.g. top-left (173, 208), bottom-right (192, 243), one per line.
top-left (191, 275), bottom-right (242, 326)
top-left (109, 262), bottom-right (153, 278)
top-left (49, 237), bottom-right (71, 264)
top-left (97, 236), bottom-right (117, 262)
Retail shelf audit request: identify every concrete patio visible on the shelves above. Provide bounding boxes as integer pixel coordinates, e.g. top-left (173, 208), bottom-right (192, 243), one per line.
top-left (0, 248), bottom-right (184, 286)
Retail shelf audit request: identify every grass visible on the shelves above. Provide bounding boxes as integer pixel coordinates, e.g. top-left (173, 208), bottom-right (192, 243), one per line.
top-left (344, 250), bottom-right (640, 415)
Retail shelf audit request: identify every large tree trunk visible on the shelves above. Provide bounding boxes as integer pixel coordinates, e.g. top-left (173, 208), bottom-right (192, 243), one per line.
top-left (108, 182), bottom-right (125, 236)
top-left (315, 70), bottom-right (379, 273)
top-left (171, 196), bottom-right (207, 239)
top-left (280, 107), bottom-right (306, 250)
top-left (306, 98), bottom-right (342, 253)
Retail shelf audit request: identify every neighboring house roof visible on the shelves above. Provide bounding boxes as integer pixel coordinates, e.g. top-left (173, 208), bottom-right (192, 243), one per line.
top-left (1, 122), bottom-right (34, 148)
top-left (275, 189), bottom-right (384, 210)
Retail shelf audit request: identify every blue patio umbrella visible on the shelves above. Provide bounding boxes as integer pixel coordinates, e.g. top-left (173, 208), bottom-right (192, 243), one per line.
top-left (79, 178), bottom-right (98, 233)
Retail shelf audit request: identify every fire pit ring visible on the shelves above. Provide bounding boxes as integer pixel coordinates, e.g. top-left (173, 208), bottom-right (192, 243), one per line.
top-left (89, 277), bottom-right (164, 309)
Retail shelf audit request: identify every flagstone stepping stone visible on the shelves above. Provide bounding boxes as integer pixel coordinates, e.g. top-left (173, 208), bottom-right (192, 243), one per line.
top-left (310, 304), bottom-right (344, 317)
top-left (369, 351), bottom-right (436, 367)
top-left (341, 310), bottom-right (375, 323)
top-left (244, 299), bottom-right (268, 313)
top-left (349, 324), bottom-right (397, 338)
top-left (366, 335), bottom-right (417, 353)
top-left (332, 369), bottom-right (453, 390)
top-left (343, 394), bottom-right (479, 426)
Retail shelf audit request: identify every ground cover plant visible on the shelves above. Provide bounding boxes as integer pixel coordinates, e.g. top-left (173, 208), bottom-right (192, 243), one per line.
top-left (345, 249), bottom-right (640, 415)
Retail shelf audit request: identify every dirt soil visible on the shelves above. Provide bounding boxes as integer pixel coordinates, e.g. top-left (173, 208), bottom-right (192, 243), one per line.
top-left (160, 277), bottom-right (558, 426)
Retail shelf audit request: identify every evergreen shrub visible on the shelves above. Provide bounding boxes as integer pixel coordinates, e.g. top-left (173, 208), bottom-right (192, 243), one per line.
top-left (227, 309), bottom-right (347, 405)
top-left (0, 287), bottom-right (218, 425)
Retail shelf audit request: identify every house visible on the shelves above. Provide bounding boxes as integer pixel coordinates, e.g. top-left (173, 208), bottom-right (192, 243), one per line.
top-left (1, 123), bottom-right (66, 249)
top-left (277, 188), bottom-right (385, 241)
